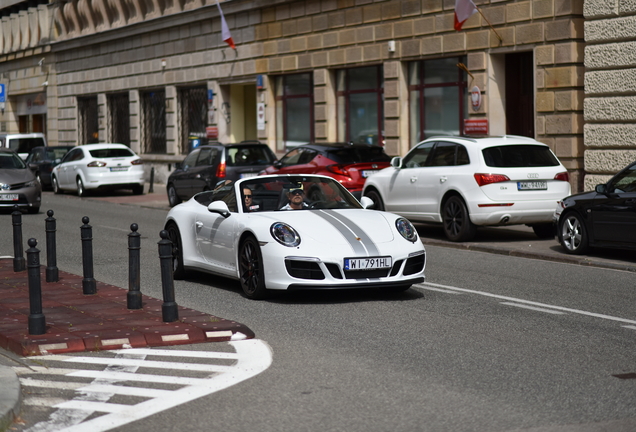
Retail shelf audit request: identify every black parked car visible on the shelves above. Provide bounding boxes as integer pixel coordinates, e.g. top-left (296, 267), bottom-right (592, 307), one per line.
top-left (555, 161), bottom-right (636, 254)
top-left (25, 146), bottom-right (74, 190)
top-left (167, 141), bottom-right (277, 207)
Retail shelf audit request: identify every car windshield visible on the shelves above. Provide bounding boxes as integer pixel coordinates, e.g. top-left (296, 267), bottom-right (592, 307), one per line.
top-left (9, 137), bottom-right (46, 153)
top-left (325, 146), bottom-right (391, 164)
top-left (0, 152), bottom-right (27, 169)
top-left (89, 148), bottom-right (135, 158)
top-left (226, 146), bottom-right (275, 166)
top-left (46, 147), bottom-right (72, 161)
top-left (482, 145), bottom-right (560, 168)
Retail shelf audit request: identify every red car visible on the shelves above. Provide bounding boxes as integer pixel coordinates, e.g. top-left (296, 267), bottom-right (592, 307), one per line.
top-left (260, 143), bottom-right (391, 200)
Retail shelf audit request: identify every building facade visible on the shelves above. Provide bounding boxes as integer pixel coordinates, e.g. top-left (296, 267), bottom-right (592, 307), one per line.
top-left (0, 0), bottom-right (592, 190)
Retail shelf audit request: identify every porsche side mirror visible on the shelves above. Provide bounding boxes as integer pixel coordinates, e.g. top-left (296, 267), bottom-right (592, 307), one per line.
top-left (390, 157), bottom-right (402, 169)
top-left (360, 196), bottom-right (374, 209)
top-left (208, 201), bottom-right (231, 218)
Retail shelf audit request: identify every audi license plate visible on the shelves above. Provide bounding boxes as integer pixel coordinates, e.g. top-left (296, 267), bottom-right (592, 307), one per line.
top-left (517, 181), bottom-right (547, 190)
top-left (344, 256), bottom-right (392, 271)
top-left (0, 194), bottom-right (19, 201)
top-left (361, 170), bottom-right (379, 178)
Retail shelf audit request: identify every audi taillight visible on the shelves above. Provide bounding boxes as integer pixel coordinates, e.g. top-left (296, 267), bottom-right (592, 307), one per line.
top-left (87, 161), bottom-right (107, 167)
top-left (474, 173), bottom-right (510, 187)
top-left (216, 161), bottom-right (226, 178)
top-left (554, 172), bottom-right (569, 182)
top-left (326, 164), bottom-right (350, 177)
top-left (131, 159), bottom-right (143, 165)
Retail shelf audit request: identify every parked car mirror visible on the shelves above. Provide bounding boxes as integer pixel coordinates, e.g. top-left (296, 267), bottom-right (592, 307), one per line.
top-left (595, 184), bottom-right (607, 194)
top-left (274, 161), bottom-right (282, 169)
top-left (390, 157), bottom-right (402, 168)
top-left (27, 163), bottom-right (37, 170)
top-left (208, 201), bottom-right (231, 218)
top-left (359, 196), bottom-right (374, 209)
top-left (174, 162), bottom-right (182, 170)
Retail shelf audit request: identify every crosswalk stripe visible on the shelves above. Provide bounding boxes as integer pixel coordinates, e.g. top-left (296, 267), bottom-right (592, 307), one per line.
top-left (56, 356), bottom-right (234, 372)
top-left (20, 378), bottom-right (86, 391)
top-left (23, 397), bottom-right (68, 407)
top-left (67, 370), bottom-right (210, 386)
top-left (14, 367), bottom-right (82, 376)
top-left (77, 384), bottom-right (173, 398)
top-left (55, 401), bottom-right (130, 414)
top-left (111, 348), bottom-right (240, 359)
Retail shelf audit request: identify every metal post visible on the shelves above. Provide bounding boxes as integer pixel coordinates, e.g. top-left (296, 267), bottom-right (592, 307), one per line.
top-left (158, 230), bottom-right (178, 322)
top-left (149, 167), bottom-right (155, 193)
top-left (127, 223), bottom-right (142, 309)
top-left (81, 216), bottom-right (97, 295)
top-left (45, 210), bottom-right (59, 282)
top-left (12, 205), bottom-right (25, 272)
top-left (26, 238), bottom-right (46, 335)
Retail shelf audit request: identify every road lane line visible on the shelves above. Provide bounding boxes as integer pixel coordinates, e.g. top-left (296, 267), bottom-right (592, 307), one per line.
top-left (55, 356), bottom-right (234, 373)
top-left (419, 285), bottom-right (463, 294)
top-left (420, 282), bottom-right (636, 325)
top-left (500, 302), bottom-right (565, 315)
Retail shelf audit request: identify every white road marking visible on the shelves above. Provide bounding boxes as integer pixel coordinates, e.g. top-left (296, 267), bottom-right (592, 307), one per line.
top-left (622, 325), bottom-right (636, 331)
top-left (500, 302), bottom-right (565, 315)
top-left (20, 378), bottom-right (85, 391)
top-left (23, 398), bottom-right (68, 407)
top-left (16, 340), bottom-right (272, 432)
top-left (419, 285), bottom-right (463, 294)
top-left (420, 282), bottom-right (636, 326)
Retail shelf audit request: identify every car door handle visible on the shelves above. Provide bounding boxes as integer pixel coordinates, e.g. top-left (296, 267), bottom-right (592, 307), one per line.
top-left (410, 176), bottom-right (417, 183)
top-left (440, 176), bottom-right (447, 183)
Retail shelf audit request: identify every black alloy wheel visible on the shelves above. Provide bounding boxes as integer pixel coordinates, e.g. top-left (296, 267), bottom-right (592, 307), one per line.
top-left (167, 184), bottom-right (181, 207)
top-left (559, 212), bottom-right (589, 255)
top-left (365, 189), bottom-right (385, 211)
top-left (442, 196), bottom-right (476, 242)
top-left (166, 222), bottom-right (186, 279)
top-left (239, 236), bottom-right (267, 299)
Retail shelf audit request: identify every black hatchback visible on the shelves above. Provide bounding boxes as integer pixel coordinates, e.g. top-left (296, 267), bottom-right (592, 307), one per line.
top-left (556, 160), bottom-right (636, 254)
top-left (167, 142), bottom-right (276, 207)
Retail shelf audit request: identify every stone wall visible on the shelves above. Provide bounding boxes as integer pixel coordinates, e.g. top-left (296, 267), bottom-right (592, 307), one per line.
top-left (583, 0), bottom-right (636, 190)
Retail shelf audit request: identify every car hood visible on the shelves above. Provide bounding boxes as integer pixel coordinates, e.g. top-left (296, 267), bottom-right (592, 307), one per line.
top-left (0, 169), bottom-right (35, 184)
top-left (259, 209), bottom-right (395, 245)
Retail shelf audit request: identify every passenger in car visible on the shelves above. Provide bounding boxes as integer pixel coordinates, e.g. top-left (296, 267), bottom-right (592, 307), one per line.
top-left (280, 187), bottom-right (309, 210)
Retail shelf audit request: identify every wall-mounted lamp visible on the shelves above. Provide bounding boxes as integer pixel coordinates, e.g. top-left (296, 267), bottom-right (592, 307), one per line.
top-left (388, 40), bottom-right (396, 53)
top-left (38, 58), bottom-right (45, 67)
top-left (161, 59), bottom-right (167, 68)
top-left (42, 81), bottom-right (48, 87)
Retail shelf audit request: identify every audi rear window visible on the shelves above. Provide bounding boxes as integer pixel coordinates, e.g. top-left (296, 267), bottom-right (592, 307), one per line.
top-left (89, 148), bottom-right (135, 158)
top-left (482, 145), bottom-right (560, 168)
top-left (325, 147), bottom-right (391, 164)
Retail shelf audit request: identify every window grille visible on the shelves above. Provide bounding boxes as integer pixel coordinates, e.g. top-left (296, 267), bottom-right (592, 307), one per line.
top-left (108, 93), bottom-right (130, 146)
top-left (141, 90), bottom-right (166, 154)
top-left (179, 86), bottom-right (208, 154)
top-left (78, 96), bottom-right (99, 144)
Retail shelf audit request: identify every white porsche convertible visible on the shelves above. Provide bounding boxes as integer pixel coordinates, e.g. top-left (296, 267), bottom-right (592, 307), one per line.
top-left (164, 174), bottom-right (426, 299)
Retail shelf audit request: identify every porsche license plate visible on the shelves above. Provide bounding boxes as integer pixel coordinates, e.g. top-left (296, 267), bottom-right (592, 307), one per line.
top-left (0, 194), bottom-right (19, 201)
top-left (344, 256), bottom-right (392, 271)
top-left (517, 181), bottom-right (547, 190)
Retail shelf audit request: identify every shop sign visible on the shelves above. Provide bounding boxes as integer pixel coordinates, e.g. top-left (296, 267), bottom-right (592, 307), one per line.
top-left (464, 119), bottom-right (488, 135)
top-left (206, 126), bottom-right (218, 139)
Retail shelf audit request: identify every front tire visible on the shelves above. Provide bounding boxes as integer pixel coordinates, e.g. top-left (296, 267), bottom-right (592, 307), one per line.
top-left (167, 184), bottom-right (181, 207)
top-left (559, 212), bottom-right (589, 255)
top-left (166, 222), bottom-right (187, 279)
top-left (52, 176), bottom-right (62, 194)
top-left (365, 189), bottom-right (385, 211)
top-left (239, 236), bottom-right (268, 299)
top-left (442, 196), bottom-right (476, 242)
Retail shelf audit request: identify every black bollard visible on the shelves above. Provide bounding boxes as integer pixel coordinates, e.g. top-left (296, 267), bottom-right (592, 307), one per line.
top-left (127, 223), bottom-right (142, 309)
top-left (149, 167), bottom-right (155, 193)
top-left (12, 205), bottom-right (25, 272)
top-left (45, 210), bottom-right (59, 283)
top-left (81, 216), bottom-right (97, 295)
top-left (158, 230), bottom-right (178, 322)
top-left (26, 238), bottom-right (46, 335)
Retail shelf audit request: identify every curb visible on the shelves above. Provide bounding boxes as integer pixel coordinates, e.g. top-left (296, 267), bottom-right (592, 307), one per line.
top-left (0, 365), bottom-right (20, 432)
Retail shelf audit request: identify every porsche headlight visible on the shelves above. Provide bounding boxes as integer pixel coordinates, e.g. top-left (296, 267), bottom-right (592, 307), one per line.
top-left (396, 218), bottom-right (417, 243)
top-left (271, 222), bottom-right (301, 247)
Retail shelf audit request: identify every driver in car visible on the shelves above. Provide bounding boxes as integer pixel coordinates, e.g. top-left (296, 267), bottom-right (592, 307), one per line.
top-left (280, 186), bottom-right (309, 210)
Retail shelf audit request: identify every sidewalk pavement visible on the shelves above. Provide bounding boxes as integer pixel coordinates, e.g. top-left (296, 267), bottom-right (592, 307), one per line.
top-left (0, 258), bottom-right (254, 431)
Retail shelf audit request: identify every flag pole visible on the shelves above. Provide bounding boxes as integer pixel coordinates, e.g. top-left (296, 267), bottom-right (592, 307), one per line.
top-left (476, 7), bottom-right (502, 45)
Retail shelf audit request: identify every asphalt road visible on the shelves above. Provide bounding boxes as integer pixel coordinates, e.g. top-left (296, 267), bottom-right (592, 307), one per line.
top-left (1, 192), bottom-right (635, 432)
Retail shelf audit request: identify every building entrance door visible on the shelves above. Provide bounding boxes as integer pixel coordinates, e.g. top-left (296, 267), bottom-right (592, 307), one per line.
top-left (505, 52), bottom-right (534, 137)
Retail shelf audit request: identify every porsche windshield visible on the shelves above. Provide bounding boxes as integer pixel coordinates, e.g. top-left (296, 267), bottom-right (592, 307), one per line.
top-left (240, 176), bottom-right (362, 212)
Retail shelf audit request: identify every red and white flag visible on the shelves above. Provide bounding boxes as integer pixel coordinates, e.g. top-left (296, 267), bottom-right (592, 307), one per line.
top-left (454, 0), bottom-right (478, 31)
top-left (216, 0), bottom-right (235, 49)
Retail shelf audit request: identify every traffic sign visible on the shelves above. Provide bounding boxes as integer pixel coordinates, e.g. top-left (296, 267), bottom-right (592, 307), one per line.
top-left (0, 84), bottom-right (5, 103)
